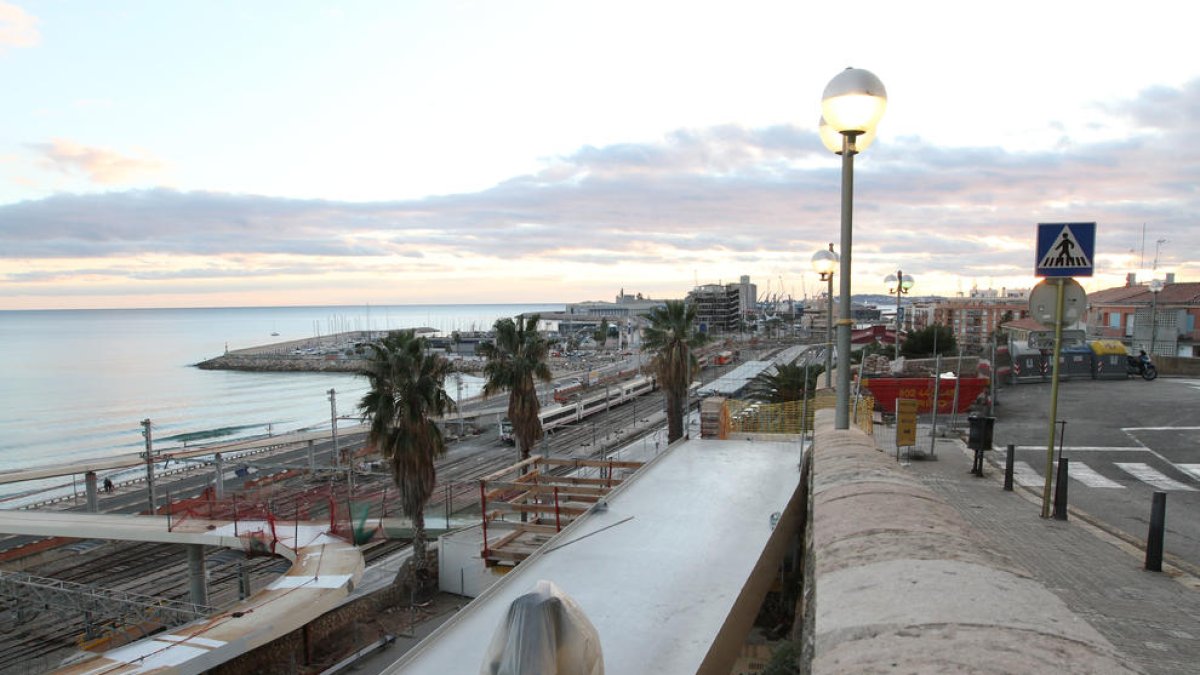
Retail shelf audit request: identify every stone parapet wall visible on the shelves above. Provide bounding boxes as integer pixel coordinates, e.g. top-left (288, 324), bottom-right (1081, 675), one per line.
top-left (804, 409), bottom-right (1134, 673)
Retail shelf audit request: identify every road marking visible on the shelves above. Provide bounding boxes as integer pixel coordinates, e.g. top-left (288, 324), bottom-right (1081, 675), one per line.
top-left (1069, 462), bottom-right (1125, 488)
top-left (1013, 446), bottom-right (1148, 452)
top-left (1175, 464), bottom-right (1200, 482)
top-left (1122, 426), bottom-right (1200, 432)
top-left (1115, 463), bottom-right (1197, 491)
top-left (1013, 461), bottom-right (1045, 488)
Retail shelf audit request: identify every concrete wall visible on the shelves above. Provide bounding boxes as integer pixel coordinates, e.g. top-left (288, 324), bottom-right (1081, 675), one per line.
top-left (803, 409), bottom-right (1133, 673)
top-left (1158, 355), bottom-right (1200, 376)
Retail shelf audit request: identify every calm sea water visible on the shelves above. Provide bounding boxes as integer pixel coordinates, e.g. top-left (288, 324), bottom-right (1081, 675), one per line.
top-left (0, 304), bottom-right (561, 495)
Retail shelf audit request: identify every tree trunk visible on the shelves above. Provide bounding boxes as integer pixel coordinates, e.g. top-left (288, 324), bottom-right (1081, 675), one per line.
top-left (666, 389), bottom-right (684, 443)
top-left (397, 508), bottom-right (434, 601)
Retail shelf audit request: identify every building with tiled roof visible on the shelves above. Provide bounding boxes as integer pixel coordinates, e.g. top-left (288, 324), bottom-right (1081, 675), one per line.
top-left (1085, 274), bottom-right (1200, 357)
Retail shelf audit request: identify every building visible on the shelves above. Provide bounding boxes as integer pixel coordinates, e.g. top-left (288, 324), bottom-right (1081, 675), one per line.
top-left (565, 289), bottom-right (663, 318)
top-left (688, 276), bottom-right (757, 335)
top-left (920, 290), bottom-right (1031, 352)
top-left (1085, 274), bottom-right (1200, 357)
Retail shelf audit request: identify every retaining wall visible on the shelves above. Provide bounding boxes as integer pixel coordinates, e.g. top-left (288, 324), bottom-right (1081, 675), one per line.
top-left (803, 409), bottom-right (1133, 673)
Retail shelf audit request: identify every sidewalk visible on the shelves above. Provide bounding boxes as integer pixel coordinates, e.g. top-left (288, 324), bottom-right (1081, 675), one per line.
top-left (877, 423), bottom-right (1200, 675)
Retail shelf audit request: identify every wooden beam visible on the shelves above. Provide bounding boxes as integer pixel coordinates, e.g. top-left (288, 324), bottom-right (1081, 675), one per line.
top-left (541, 458), bottom-right (643, 469)
top-left (479, 454), bottom-right (545, 482)
top-left (485, 482), bottom-right (612, 497)
top-left (493, 502), bottom-right (589, 516)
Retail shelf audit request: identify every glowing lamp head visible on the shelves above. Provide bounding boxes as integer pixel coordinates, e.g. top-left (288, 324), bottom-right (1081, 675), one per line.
top-left (821, 67), bottom-right (888, 136)
top-left (811, 247), bottom-right (838, 277)
top-left (819, 116), bottom-right (876, 154)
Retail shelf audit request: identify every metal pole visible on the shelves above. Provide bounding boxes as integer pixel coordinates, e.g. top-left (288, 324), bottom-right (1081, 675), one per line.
top-left (1145, 491), bottom-right (1167, 572)
top-left (214, 452), bottom-right (225, 500)
top-left (328, 388), bottom-right (340, 469)
top-left (85, 472), bottom-right (98, 513)
top-left (141, 418), bottom-right (156, 514)
top-left (895, 268), bottom-right (903, 361)
top-left (457, 374), bottom-right (465, 435)
top-left (989, 336), bottom-right (997, 417)
top-left (825, 244), bottom-right (834, 388)
top-left (1041, 278), bottom-right (1067, 518)
top-left (835, 133), bottom-right (857, 429)
top-left (1150, 289), bottom-right (1159, 355)
top-left (928, 353), bottom-right (942, 457)
top-left (1004, 443), bottom-right (1015, 491)
top-left (1053, 457), bottom-right (1069, 520)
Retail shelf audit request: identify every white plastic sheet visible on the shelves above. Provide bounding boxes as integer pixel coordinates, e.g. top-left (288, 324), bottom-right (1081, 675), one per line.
top-left (480, 580), bottom-right (604, 675)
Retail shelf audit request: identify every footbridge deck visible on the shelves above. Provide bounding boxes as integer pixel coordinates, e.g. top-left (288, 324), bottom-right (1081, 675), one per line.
top-left (0, 510), bottom-right (363, 674)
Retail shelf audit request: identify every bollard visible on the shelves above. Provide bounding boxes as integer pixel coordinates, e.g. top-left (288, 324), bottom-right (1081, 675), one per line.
top-left (1145, 491), bottom-right (1167, 572)
top-left (1052, 457), bottom-right (1069, 520)
top-left (1003, 444), bottom-right (1015, 491)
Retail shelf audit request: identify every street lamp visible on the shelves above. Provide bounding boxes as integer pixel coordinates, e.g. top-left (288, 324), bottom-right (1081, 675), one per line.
top-left (884, 270), bottom-right (914, 360)
top-left (1149, 278), bottom-right (1164, 355)
top-left (811, 244), bottom-right (838, 387)
top-left (821, 67), bottom-right (888, 430)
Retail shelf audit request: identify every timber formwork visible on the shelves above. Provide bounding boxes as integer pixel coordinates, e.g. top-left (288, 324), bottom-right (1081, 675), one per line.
top-left (478, 455), bottom-right (643, 567)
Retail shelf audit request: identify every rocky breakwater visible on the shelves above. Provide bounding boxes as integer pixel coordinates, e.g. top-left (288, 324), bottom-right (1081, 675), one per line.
top-left (196, 352), bottom-right (365, 373)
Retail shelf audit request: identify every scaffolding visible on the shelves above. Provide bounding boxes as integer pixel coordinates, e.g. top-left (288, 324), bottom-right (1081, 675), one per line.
top-left (478, 455), bottom-right (643, 567)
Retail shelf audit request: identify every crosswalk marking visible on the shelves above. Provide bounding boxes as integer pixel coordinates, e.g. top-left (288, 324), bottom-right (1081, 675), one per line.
top-left (1175, 464), bottom-right (1200, 482)
top-left (1069, 462), bottom-right (1125, 488)
top-left (1013, 461), bottom-right (1044, 488)
top-left (1115, 463), bottom-right (1197, 491)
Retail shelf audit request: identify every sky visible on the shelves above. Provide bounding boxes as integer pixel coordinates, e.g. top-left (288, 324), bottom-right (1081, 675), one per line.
top-left (1, 1), bottom-right (1198, 310)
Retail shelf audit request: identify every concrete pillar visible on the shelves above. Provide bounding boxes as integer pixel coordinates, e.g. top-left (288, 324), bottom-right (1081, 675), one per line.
top-left (187, 544), bottom-right (208, 606)
top-left (238, 561), bottom-right (252, 600)
top-left (214, 453), bottom-right (225, 500)
top-left (85, 471), bottom-right (98, 513)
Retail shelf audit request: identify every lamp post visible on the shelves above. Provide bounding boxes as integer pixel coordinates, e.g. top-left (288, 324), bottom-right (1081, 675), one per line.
top-left (811, 244), bottom-right (838, 387)
top-left (1149, 279), bottom-right (1164, 355)
top-left (821, 67), bottom-right (888, 429)
top-left (884, 270), bottom-right (914, 360)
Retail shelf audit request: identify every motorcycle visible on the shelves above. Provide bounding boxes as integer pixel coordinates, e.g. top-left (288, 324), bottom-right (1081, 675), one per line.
top-left (1126, 355), bottom-right (1158, 381)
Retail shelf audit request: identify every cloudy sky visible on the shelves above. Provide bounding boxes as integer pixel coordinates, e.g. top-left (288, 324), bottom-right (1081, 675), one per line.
top-left (1, 1), bottom-right (1197, 310)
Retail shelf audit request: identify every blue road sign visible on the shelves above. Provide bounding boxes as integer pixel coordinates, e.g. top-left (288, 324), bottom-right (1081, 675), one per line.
top-left (1036, 222), bottom-right (1095, 277)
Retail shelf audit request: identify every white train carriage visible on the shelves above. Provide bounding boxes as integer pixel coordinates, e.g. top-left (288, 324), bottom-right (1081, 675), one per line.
top-left (541, 374), bottom-right (657, 433)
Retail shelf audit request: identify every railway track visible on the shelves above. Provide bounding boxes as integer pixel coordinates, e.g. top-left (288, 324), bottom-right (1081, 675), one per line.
top-left (0, 360), bottom-right (710, 670)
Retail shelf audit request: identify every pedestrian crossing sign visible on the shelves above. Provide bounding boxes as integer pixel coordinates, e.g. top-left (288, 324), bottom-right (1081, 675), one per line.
top-left (1036, 222), bottom-right (1095, 277)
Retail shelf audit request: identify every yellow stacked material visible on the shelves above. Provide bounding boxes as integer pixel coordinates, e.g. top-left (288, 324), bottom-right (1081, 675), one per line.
top-left (1089, 340), bottom-right (1128, 356)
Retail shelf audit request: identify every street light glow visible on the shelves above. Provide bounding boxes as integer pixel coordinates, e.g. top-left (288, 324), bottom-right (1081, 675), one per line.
top-left (821, 68), bottom-right (888, 134)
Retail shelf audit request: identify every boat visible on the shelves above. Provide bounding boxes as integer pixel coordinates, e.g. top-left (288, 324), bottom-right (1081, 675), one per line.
top-left (860, 376), bottom-right (989, 414)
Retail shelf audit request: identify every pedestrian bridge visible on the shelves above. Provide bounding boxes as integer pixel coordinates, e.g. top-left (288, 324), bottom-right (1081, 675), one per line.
top-left (0, 510), bottom-right (363, 674)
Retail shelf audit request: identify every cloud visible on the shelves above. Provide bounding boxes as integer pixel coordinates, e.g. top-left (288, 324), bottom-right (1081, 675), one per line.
top-left (30, 139), bottom-right (165, 185)
top-left (0, 2), bottom-right (38, 51)
top-left (4, 79), bottom-right (1200, 300)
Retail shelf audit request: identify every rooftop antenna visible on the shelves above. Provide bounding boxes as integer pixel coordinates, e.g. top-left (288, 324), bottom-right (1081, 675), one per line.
top-left (1153, 238), bottom-right (1168, 270)
top-left (1139, 223), bottom-right (1146, 269)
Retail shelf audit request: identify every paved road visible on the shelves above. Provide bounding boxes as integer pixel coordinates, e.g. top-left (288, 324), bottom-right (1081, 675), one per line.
top-left (991, 375), bottom-right (1200, 567)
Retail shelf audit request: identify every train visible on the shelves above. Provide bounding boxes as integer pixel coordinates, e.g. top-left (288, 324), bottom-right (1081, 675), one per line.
top-left (500, 374), bottom-right (659, 444)
top-left (553, 365), bottom-right (643, 403)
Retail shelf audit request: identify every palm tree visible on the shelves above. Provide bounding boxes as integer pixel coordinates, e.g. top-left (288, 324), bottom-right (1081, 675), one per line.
top-left (642, 300), bottom-right (708, 443)
top-left (747, 362), bottom-right (821, 403)
top-left (358, 330), bottom-right (453, 592)
top-left (479, 314), bottom-right (553, 463)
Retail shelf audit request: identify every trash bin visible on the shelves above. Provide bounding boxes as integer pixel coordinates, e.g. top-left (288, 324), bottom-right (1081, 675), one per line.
top-left (967, 415), bottom-right (995, 451)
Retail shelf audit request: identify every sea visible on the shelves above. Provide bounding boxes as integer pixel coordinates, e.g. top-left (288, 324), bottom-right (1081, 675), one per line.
top-left (0, 303), bottom-right (562, 500)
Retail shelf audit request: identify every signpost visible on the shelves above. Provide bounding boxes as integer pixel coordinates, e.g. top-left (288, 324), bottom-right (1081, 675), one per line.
top-left (896, 398), bottom-right (917, 461)
top-left (1033, 222), bottom-right (1095, 518)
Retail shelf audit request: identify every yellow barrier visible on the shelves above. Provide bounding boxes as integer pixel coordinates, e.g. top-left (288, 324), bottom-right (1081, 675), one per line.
top-left (725, 392), bottom-right (873, 436)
